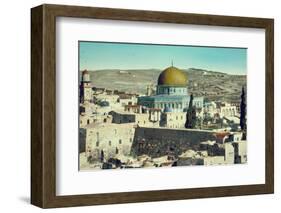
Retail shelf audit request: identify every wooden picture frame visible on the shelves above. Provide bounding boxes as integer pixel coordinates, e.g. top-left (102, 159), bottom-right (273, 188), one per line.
top-left (31, 4), bottom-right (274, 208)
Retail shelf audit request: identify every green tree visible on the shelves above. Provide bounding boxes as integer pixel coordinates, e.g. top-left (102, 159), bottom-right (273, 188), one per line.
top-left (185, 94), bottom-right (197, 128)
top-left (240, 87), bottom-right (247, 139)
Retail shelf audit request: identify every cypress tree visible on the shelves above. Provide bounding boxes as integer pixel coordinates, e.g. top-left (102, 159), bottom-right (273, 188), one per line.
top-left (100, 150), bottom-right (104, 162)
top-left (185, 94), bottom-right (197, 128)
top-left (240, 86), bottom-right (247, 139)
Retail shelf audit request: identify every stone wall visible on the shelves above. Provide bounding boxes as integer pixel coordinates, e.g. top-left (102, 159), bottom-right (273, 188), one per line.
top-left (131, 127), bottom-right (216, 158)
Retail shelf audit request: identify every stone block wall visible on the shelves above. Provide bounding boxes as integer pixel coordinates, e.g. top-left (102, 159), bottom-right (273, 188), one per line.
top-left (131, 127), bottom-right (216, 158)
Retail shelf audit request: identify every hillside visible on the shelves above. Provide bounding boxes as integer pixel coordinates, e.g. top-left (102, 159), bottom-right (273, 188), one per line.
top-left (80, 68), bottom-right (246, 102)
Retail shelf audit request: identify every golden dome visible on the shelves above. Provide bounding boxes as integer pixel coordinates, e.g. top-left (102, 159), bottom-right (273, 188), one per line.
top-left (157, 66), bottom-right (187, 86)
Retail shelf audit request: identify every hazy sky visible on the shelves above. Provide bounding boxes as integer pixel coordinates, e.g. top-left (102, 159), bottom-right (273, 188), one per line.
top-left (79, 41), bottom-right (247, 75)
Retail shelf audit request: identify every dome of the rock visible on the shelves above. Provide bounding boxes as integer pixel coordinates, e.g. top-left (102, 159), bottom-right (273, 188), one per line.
top-left (157, 66), bottom-right (187, 86)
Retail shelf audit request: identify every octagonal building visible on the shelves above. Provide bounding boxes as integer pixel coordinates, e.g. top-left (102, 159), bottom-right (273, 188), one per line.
top-left (138, 66), bottom-right (204, 112)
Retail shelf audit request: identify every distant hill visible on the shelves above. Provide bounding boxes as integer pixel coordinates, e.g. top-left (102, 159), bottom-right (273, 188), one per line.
top-left (80, 68), bottom-right (246, 102)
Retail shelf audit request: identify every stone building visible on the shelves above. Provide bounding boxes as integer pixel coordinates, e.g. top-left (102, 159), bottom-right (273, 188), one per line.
top-left (82, 123), bottom-right (136, 161)
top-left (232, 141), bottom-right (247, 163)
top-left (160, 112), bottom-right (187, 128)
top-left (109, 110), bottom-right (136, 124)
top-left (79, 103), bottom-right (96, 127)
top-left (216, 102), bottom-right (237, 117)
top-left (80, 115), bottom-right (95, 127)
top-left (109, 109), bottom-right (161, 127)
top-left (117, 94), bottom-right (138, 107)
top-left (80, 70), bottom-right (92, 103)
top-left (202, 156), bottom-right (226, 165)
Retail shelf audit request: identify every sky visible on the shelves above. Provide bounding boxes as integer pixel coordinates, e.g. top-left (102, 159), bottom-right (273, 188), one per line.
top-left (79, 41), bottom-right (247, 75)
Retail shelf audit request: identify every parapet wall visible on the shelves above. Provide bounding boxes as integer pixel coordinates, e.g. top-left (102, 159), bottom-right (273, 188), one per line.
top-left (131, 127), bottom-right (217, 158)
